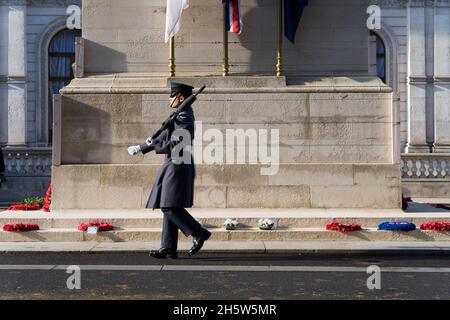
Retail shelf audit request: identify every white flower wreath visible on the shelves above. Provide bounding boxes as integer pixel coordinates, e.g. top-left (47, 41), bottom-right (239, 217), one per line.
top-left (258, 218), bottom-right (275, 230)
top-left (224, 218), bottom-right (239, 230)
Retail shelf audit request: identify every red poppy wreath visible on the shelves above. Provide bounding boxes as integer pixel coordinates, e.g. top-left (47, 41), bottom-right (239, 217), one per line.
top-left (420, 222), bottom-right (450, 232)
top-left (7, 204), bottom-right (41, 211)
top-left (3, 224), bottom-right (40, 232)
top-left (78, 222), bottom-right (114, 232)
top-left (326, 222), bottom-right (362, 232)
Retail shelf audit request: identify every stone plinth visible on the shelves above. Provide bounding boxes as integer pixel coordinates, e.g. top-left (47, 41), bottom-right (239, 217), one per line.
top-left (52, 75), bottom-right (401, 209)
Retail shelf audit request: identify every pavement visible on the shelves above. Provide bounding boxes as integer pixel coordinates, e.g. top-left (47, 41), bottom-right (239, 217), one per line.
top-left (2, 241), bottom-right (450, 255)
top-left (1, 252), bottom-right (450, 299)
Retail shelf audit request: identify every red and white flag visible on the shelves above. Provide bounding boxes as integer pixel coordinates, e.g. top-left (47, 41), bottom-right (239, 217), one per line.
top-left (222, 0), bottom-right (243, 35)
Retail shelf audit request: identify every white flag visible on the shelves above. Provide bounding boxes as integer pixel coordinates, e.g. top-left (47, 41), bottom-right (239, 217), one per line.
top-left (165, 0), bottom-right (190, 43)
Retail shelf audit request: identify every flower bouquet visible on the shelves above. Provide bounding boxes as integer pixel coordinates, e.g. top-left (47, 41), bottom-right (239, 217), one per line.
top-left (258, 218), bottom-right (275, 230)
top-left (22, 197), bottom-right (44, 208)
top-left (224, 218), bottom-right (239, 231)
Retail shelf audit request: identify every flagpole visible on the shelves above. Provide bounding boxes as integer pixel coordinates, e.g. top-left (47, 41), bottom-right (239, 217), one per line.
top-left (222, 2), bottom-right (229, 77)
top-left (169, 36), bottom-right (176, 77)
top-left (276, 0), bottom-right (283, 77)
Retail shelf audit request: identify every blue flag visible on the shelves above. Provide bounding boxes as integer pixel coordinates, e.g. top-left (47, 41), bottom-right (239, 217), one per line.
top-left (284, 0), bottom-right (308, 43)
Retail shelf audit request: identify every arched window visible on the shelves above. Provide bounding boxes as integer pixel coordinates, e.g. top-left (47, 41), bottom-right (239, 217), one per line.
top-left (47, 29), bottom-right (81, 144)
top-left (370, 31), bottom-right (386, 84)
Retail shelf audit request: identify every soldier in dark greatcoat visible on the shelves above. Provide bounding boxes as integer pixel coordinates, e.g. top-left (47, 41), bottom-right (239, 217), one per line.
top-left (128, 82), bottom-right (211, 259)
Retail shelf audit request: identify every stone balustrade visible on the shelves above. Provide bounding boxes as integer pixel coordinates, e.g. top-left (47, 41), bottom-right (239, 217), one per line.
top-left (401, 154), bottom-right (450, 180)
top-left (402, 153), bottom-right (450, 198)
top-left (3, 148), bottom-right (52, 177)
top-left (0, 147), bottom-right (52, 207)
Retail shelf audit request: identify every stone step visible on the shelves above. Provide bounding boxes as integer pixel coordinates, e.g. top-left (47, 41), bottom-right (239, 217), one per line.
top-left (1, 205), bottom-right (449, 229)
top-left (2, 216), bottom-right (450, 229)
top-left (1, 227), bottom-right (450, 242)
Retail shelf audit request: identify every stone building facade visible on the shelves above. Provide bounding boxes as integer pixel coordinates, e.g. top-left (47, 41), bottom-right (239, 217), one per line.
top-left (0, 0), bottom-right (81, 206)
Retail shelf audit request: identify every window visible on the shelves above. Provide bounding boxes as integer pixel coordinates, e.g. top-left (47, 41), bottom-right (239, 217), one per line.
top-left (48, 29), bottom-right (81, 144)
top-left (370, 31), bottom-right (386, 84)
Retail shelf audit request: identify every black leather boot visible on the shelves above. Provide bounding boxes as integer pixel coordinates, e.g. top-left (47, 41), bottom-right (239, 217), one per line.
top-left (189, 228), bottom-right (212, 256)
top-left (149, 248), bottom-right (178, 259)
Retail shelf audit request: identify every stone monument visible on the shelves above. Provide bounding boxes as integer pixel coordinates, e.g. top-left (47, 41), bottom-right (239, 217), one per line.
top-left (52, 0), bottom-right (401, 210)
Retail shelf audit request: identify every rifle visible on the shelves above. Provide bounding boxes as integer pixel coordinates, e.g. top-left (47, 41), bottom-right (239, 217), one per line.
top-left (149, 85), bottom-right (206, 142)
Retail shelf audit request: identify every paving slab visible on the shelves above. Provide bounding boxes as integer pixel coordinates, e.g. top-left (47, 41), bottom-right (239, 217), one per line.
top-left (1, 241), bottom-right (450, 255)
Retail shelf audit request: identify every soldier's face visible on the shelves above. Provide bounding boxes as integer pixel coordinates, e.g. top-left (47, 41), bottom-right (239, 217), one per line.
top-left (169, 95), bottom-right (185, 109)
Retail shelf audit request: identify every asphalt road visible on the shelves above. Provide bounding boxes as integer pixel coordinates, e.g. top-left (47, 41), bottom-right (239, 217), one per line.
top-left (0, 252), bottom-right (450, 300)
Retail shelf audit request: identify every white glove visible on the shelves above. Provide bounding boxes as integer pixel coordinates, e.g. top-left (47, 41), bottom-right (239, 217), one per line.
top-left (127, 145), bottom-right (141, 156)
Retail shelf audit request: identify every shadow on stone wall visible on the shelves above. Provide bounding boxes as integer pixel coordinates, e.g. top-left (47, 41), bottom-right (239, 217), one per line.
top-left (84, 39), bottom-right (128, 73)
top-left (61, 97), bottom-right (113, 164)
top-left (239, 0), bottom-right (370, 76)
top-left (239, 0), bottom-right (278, 75)
top-left (238, 0), bottom-right (313, 76)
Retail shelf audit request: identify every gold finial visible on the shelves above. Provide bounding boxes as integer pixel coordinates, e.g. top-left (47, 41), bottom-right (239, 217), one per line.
top-left (222, 3), bottom-right (229, 77)
top-left (169, 36), bottom-right (176, 77)
top-left (276, 0), bottom-right (283, 77)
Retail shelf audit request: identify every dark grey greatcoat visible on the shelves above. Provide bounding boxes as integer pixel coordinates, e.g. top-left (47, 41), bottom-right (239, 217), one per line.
top-left (141, 104), bottom-right (196, 209)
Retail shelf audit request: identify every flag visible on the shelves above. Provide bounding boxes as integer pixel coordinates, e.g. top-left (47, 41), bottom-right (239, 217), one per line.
top-left (284, 0), bottom-right (308, 43)
top-left (165, 0), bottom-right (190, 43)
top-left (222, 0), bottom-right (243, 35)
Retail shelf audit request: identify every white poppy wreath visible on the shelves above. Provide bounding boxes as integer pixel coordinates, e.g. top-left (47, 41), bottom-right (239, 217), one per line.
top-left (258, 218), bottom-right (275, 230)
top-left (224, 218), bottom-right (239, 230)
